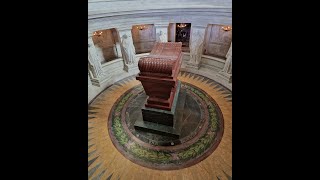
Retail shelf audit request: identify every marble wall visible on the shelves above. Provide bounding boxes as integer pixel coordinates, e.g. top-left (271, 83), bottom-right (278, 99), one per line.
top-left (88, 0), bottom-right (231, 19)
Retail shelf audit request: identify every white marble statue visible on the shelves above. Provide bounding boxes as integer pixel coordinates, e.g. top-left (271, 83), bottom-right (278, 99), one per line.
top-left (158, 30), bottom-right (166, 42)
top-left (121, 34), bottom-right (136, 64)
top-left (221, 42), bottom-right (232, 74)
top-left (94, 44), bottom-right (105, 63)
top-left (88, 54), bottom-right (103, 78)
top-left (190, 30), bottom-right (204, 64)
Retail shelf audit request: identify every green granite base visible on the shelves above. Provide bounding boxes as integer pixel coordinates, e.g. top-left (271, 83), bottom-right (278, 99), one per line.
top-left (134, 81), bottom-right (186, 138)
top-left (141, 81), bottom-right (181, 126)
top-left (134, 120), bottom-right (181, 138)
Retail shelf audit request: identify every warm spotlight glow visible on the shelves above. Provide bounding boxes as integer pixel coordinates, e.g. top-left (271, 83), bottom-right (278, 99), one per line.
top-left (177, 23), bottom-right (187, 28)
top-left (221, 26), bottom-right (232, 31)
top-left (93, 31), bottom-right (103, 36)
top-left (136, 25), bottom-right (148, 31)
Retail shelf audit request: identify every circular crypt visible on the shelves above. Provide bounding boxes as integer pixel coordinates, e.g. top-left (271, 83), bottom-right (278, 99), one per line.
top-left (108, 81), bottom-right (224, 170)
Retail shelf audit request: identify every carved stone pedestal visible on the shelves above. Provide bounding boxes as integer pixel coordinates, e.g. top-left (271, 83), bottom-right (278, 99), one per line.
top-left (90, 78), bottom-right (101, 87)
top-left (134, 81), bottom-right (186, 138)
top-left (216, 71), bottom-right (232, 84)
top-left (123, 63), bottom-right (137, 73)
top-left (89, 74), bottom-right (111, 87)
top-left (186, 62), bottom-right (201, 70)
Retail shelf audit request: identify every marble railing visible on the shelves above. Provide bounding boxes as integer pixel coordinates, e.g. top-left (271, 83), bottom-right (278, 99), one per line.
top-left (88, 53), bottom-right (231, 104)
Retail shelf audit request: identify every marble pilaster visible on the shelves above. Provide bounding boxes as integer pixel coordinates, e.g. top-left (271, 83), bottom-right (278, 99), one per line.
top-left (217, 42), bottom-right (232, 83)
top-left (187, 25), bottom-right (206, 70)
top-left (88, 35), bottom-right (106, 87)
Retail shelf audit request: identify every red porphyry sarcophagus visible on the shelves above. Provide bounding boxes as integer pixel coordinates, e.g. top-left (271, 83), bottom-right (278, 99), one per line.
top-left (136, 42), bottom-right (183, 111)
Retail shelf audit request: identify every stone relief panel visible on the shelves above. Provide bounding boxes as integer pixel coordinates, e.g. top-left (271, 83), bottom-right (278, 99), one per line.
top-left (203, 24), bottom-right (232, 59)
top-left (92, 28), bottom-right (119, 63)
top-left (132, 24), bottom-right (156, 54)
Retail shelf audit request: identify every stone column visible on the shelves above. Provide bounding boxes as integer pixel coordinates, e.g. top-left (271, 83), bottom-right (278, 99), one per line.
top-left (217, 42), bottom-right (232, 83)
top-left (116, 26), bottom-right (138, 72)
top-left (88, 34), bottom-right (105, 86)
top-left (154, 22), bottom-right (169, 42)
top-left (187, 25), bottom-right (206, 70)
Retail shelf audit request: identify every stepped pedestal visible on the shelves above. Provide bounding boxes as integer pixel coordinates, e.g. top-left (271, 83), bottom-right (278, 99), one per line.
top-left (134, 42), bottom-right (184, 138)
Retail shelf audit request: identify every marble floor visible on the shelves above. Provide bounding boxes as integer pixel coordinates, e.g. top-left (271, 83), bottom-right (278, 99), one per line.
top-left (88, 71), bottom-right (232, 180)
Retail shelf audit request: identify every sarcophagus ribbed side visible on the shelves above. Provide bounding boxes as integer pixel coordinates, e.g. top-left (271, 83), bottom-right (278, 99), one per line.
top-left (136, 42), bottom-right (182, 111)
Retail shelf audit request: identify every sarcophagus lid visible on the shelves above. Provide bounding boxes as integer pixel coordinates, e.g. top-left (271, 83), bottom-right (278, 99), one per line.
top-left (138, 42), bottom-right (182, 78)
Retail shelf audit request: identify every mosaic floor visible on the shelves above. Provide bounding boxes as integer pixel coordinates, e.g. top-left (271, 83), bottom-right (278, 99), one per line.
top-left (89, 72), bottom-right (232, 179)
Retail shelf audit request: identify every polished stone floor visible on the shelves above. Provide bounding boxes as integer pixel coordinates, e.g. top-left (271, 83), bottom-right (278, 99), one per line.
top-left (107, 82), bottom-right (224, 170)
top-left (88, 72), bottom-right (232, 179)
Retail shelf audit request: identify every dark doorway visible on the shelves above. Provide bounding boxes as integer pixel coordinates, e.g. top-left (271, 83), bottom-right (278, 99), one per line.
top-left (175, 23), bottom-right (191, 52)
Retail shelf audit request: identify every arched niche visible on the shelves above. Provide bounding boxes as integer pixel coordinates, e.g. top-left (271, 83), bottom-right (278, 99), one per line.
top-left (92, 28), bottom-right (120, 64)
top-left (168, 23), bottom-right (191, 52)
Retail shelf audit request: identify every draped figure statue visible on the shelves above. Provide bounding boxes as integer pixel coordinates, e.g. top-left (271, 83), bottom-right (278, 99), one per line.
top-left (121, 34), bottom-right (136, 64)
top-left (88, 48), bottom-right (103, 78)
top-left (158, 30), bottom-right (166, 42)
top-left (190, 30), bottom-right (204, 64)
top-left (222, 42), bottom-right (232, 74)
